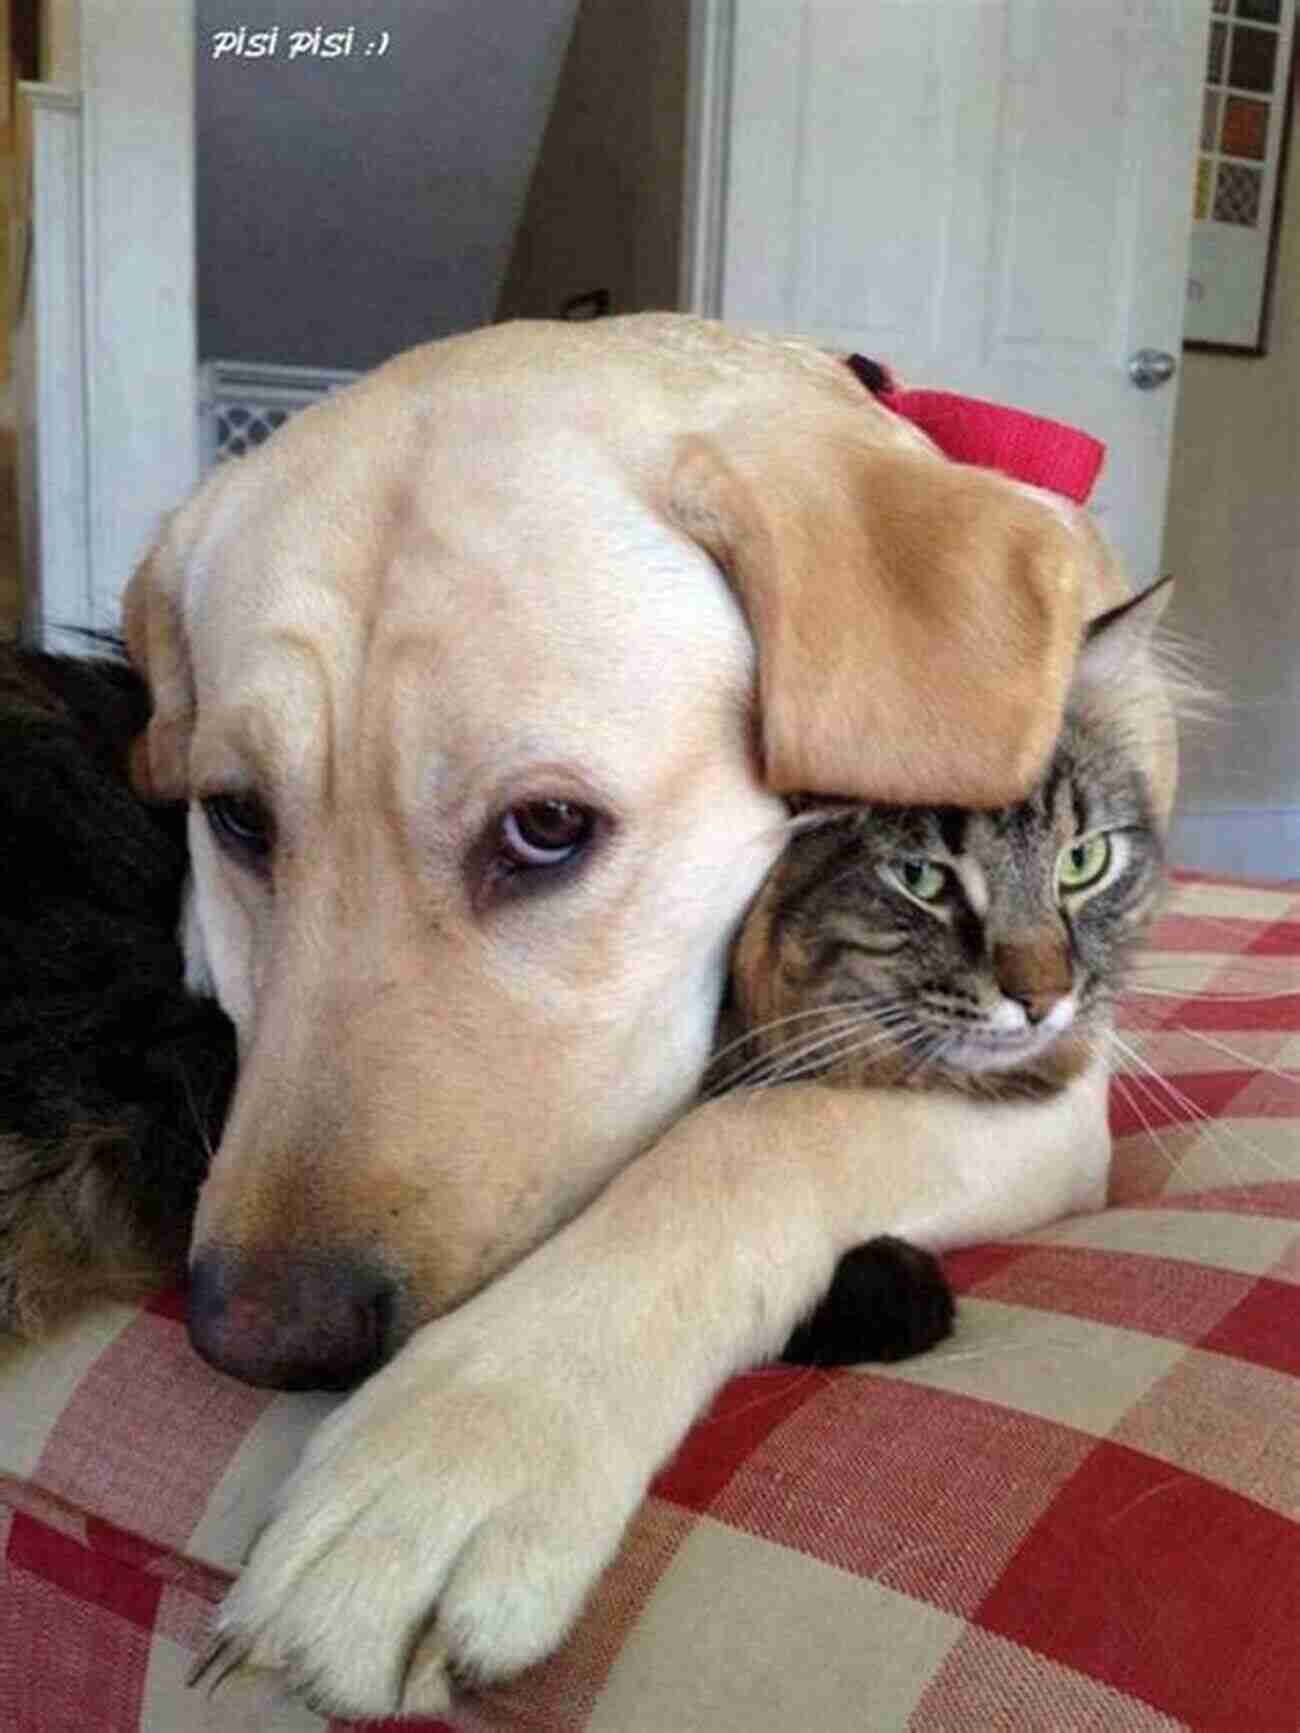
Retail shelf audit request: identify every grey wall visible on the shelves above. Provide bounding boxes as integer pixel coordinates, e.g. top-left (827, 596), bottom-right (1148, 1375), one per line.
top-left (195, 0), bottom-right (578, 370)
top-left (498, 0), bottom-right (688, 322)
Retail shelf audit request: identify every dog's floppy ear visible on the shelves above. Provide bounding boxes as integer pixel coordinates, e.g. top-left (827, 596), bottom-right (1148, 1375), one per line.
top-left (123, 530), bottom-right (194, 802)
top-left (668, 419), bottom-right (1087, 805)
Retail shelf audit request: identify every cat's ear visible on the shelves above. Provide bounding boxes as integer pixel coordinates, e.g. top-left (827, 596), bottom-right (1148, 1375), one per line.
top-left (665, 422), bottom-right (1086, 806)
top-left (1074, 575), bottom-right (1174, 694)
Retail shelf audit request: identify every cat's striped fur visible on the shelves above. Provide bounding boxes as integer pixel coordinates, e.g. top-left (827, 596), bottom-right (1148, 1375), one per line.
top-left (720, 579), bottom-right (1177, 1107)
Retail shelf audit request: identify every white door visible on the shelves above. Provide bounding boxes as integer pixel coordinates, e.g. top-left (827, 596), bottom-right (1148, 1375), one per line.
top-left (693, 0), bottom-right (1210, 583)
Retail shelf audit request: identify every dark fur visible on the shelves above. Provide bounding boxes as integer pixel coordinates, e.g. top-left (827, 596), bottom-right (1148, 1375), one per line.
top-left (0, 646), bottom-right (939, 1366)
top-left (782, 1237), bottom-right (954, 1366)
top-left (0, 644), bottom-right (236, 1333)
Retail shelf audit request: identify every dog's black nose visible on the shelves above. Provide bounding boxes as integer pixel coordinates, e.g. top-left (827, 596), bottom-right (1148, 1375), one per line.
top-left (187, 1248), bottom-right (394, 1390)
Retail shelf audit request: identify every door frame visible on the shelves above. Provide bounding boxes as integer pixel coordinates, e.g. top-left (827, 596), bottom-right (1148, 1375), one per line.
top-left (681, 0), bottom-right (733, 316)
top-left (19, 0), bottom-right (196, 642)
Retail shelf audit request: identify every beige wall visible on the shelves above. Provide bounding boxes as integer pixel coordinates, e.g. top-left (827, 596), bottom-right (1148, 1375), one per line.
top-left (498, 0), bottom-right (687, 321)
top-left (1161, 87), bottom-right (1300, 878)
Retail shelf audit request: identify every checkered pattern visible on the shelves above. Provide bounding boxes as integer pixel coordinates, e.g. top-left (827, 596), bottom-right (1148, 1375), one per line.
top-left (2, 874), bottom-right (1297, 1731)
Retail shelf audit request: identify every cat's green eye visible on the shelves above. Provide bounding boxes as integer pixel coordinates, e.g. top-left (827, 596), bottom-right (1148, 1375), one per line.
top-left (886, 858), bottom-right (948, 902)
top-left (1058, 834), bottom-right (1112, 892)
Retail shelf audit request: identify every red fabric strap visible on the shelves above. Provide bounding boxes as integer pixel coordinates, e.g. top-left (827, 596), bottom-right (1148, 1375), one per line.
top-left (847, 355), bottom-right (1106, 506)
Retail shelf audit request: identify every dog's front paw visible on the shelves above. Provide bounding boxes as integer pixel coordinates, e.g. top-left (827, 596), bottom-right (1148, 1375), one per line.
top-left (207, 1304), bottom-right (643, 1718)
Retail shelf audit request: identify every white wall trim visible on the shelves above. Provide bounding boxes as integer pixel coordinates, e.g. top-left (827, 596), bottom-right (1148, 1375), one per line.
top-left (15, 84), bottom-right (92, 649)
top-left (19, 7), bottom-right (197, 645)
top-left (1169, 807), bottom-right (1300, 883)
top-left (80, 0), bottom-right (197, 630)
top-left (680, 0), bottom-right (734, 316)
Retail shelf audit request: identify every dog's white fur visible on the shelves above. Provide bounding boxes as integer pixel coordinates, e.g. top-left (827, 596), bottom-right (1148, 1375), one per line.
top-left (124, 316), bottom-right (1140, 1715)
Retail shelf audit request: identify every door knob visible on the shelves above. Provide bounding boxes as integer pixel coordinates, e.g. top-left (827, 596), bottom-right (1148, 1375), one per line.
top-left (1128, 348), bottom-right (1177, 390)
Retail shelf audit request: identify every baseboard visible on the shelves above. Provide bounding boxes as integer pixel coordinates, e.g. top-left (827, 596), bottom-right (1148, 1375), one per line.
top-left (1169, 807), bottom-right (1300, 882)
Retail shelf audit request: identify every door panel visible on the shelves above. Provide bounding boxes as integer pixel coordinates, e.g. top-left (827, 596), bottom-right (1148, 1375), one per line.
top-left (716, 0), bottom-right (1211, 581)
top-left (991, 3), bottom-right (1138, 363)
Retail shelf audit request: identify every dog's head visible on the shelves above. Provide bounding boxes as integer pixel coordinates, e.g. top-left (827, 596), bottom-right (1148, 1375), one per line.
top-left (126, 316), bottom-right (1092, 1388)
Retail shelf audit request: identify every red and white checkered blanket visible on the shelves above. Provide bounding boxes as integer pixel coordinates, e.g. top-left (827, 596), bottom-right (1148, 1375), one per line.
top-left (3, 874), bottom-right (1298, 1732)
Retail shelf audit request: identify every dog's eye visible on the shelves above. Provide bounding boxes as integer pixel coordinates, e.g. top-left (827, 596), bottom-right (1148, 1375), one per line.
top-left (202, 792), bottom-right (274, 868)
top-left (500, 800), bottom-right (593, 869)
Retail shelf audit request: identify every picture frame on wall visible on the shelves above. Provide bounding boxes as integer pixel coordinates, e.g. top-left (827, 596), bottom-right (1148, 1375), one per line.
top-left (1185, 0), bottom-right (1297, 356)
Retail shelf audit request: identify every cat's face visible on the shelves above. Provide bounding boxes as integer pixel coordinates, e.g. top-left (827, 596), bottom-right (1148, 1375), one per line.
top-left (725, 582), bottom-right (1174, 1097)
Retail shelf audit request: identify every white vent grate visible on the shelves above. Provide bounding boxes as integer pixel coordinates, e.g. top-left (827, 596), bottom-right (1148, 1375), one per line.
top-left (198, 361), bottom-right (360, 471)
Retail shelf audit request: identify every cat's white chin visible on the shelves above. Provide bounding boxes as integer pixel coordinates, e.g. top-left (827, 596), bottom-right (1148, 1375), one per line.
top-left (951, 1037), bottom-right (1055, 1073)
top-left (946, 997), bottom-right (1077, 1073)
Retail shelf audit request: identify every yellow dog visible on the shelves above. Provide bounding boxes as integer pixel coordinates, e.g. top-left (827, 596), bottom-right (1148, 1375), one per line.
top-left (126, 315), bottom-right (1118, 1715)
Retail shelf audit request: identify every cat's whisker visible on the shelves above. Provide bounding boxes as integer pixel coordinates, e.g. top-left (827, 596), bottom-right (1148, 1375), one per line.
top-left (740, 998), bottom-right (921, 1062)
top-left (820, 1023), bottom-right (939, 1085)
top-left (894, 1029), bottom-right (953, 1088)
top-left (1127, 979), bottom-right (1300, 1004)
top-left (738, 1018), bottom-right (921, 1092)
top-left (922, 1329), bottom-right (1112, 1371)
top-left (1107, 1029), bottom-right (1295, 1184)
top-left (764, 1004), bottom-right (944, 1090)
top-left (180, 1071), bottom-right (217, 1165)
top-left (1106, 1029), bottom-right (1220, 1181)
top-left (728, 1015), bottom-right (885, 1083)
top-left (1130, 1031), bottom-right (1300, 1181)
top-left (724, 1016), bottom-right (899, 1093)
top-left (708, 1001), bottom-right (919, 1094)
top-left (706, 1002), bottom-right (889, 1079)
top-left (1107, 1063), bottom-right (1187, 1182)
top-left (722, 995), bottom-right (918, 1058)
top-left (1128, 952), bottom-right (1297, 980)
top-left (1165, 1025), bottom-right (1300, 1091)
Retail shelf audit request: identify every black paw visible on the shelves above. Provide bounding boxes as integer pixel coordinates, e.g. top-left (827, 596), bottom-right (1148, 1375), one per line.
top-left (781, 1236), bottom-right (955, 1367)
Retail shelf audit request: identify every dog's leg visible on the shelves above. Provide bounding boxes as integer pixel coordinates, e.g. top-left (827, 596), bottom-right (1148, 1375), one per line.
top-left (211, 1061), bottom-right (1108, 1717)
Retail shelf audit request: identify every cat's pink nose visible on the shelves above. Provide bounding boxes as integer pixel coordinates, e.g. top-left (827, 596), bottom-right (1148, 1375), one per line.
top-left (1007, 988), bottom-right (1063, 1025)
top-left (993, 938), bottom-right (1071, 1026)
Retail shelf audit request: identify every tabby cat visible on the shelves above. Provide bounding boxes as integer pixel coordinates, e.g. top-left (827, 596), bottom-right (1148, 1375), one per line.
top-left (728, 577), bottom-right (1177, 1365)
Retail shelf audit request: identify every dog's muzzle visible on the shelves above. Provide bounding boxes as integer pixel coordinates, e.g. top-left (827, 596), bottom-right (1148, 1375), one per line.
top-left (187, 1247), bottom-right (396, 1390)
